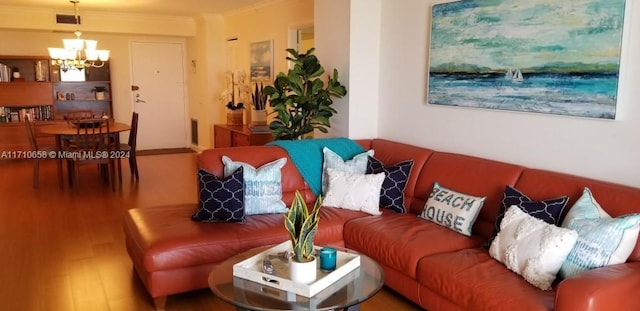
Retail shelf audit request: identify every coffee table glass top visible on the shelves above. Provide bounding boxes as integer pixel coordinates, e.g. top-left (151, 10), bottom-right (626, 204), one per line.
top-left (208, 245), bottom-right (384, 311)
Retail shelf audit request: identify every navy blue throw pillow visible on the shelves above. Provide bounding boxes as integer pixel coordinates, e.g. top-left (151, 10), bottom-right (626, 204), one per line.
top-left (485, 185), bottom-right (569, 247)
top-left (366, 156), bottom-right (413, 213)
top-left (192, 167), bottom-right (245, 223)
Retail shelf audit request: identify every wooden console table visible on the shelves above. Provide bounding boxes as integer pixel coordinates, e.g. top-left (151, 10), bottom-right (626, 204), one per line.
top-left (213, 124), bottom-right (274, 147)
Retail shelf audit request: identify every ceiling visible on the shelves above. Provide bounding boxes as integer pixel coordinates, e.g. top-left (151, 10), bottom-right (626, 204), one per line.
top-left (0, 0), bottom-right (268, 17)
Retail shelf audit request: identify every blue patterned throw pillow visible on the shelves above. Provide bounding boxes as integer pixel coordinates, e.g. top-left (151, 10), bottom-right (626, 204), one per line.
top-left (366, 156), bottom-right (413, 213)
top-left (222, 156), bottom-right (288, 215)
top-left (485, 186), bottom-right (569, 247)
top-left (192, 167), bottom-right (245, 223)
top-left (559, 188), bottom-right (640, 279)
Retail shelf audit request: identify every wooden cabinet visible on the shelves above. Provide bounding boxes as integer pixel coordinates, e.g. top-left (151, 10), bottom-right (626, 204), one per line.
top-left (52, 62), bottom-right (112, 119)
top-left (214, 124), bottom-right (274, 148)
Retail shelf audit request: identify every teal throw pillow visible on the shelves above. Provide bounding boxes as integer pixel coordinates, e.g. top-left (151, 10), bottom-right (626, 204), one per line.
top-left (222, 156), bottom-right (288, 215)
top-left (559, 187), bottom-right (640, 279)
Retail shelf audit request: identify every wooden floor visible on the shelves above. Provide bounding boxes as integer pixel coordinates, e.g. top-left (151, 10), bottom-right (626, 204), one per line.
top-left (0, 153), bottom-right (422, 311)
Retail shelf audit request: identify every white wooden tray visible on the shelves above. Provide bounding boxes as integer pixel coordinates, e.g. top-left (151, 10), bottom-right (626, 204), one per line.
top-left (233, 241), bottom-right (361, 297)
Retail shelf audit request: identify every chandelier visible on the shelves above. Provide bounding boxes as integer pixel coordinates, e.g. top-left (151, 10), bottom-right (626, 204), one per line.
top-left (48, 0), bottom-right (110, 72)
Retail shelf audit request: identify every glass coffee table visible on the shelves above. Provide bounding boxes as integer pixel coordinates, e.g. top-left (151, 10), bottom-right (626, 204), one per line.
top-left (208, 245), bottom-right (384, 311)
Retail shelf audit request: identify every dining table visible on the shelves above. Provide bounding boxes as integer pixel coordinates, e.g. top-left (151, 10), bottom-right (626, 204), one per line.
top-left (39, 121), bottom-right (132, 188)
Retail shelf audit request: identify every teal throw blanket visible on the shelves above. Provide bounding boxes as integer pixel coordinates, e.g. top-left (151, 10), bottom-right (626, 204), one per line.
top-left (267, 137), bottom-right (366, 195)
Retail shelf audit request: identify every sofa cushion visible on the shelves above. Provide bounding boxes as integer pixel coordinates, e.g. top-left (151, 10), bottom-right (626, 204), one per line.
top-left (314, 207), bottom-right (372, 246)
top-left (222, 156), bottom-right (289, 215)
top-left (418, 182), bottom-right (486, 236)
top-left (192, 167), bottom-right (245, 223)
top-left (344, 213), bottom-right (483, 278)
top-left (489, 206), bottom-right (578, 290)
top-left (124, 204), bottom-right (365, 273)
top-left (124, 204), bottom-right (290, 272)
top-left (368, 139), bottom-right (435, 214)
top-left (322, 169), bottom-right (385, 215)
top-left (486, 186), bottom-right (569, 247)
top-left (417, 248), bottom-right (556, 311)
top-left (560, 187), bottom-right (640, 279)
top-left (321, 147), bottom-right (374, 195)
top-left (514, 169), bottom-right (640, 262)
top-left (411, 151), bottom-right (524, 239)
top-left (366, 156), bottom-right (414, 213)
top-left (197, 147), bottom-right (313, 208)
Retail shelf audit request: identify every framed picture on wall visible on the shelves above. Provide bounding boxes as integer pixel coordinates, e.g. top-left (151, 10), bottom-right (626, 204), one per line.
top-left (427, 0), bottom-right (627, 119)
top-left (250, 40), bottom-right (273, 83)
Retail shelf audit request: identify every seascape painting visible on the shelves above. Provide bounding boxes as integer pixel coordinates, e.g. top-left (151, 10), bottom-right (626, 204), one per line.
top-left (250, 40), bottom-right (273, 83)
top-left (428, 0), bottom-right (626, 119)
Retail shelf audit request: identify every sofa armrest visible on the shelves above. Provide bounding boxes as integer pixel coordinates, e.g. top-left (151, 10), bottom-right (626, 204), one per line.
top-left (555, 262), bottom-right (640, 311)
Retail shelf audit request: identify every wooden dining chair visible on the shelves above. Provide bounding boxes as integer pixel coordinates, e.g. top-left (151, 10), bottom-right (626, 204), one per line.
top-left (118, 112), bottom-right (139, 180)
top-left (65, 118), bottom-right (117, 191)
top-left (25, 118), bottom-right (56, 188)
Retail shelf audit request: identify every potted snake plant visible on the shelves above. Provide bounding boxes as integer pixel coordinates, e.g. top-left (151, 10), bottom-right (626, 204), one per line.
top-left (284, 190), bottom-right (322, 283)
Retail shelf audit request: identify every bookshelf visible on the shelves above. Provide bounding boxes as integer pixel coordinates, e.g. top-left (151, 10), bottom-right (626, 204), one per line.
top-left (52, 61), bottom-right (113, 119)
top-left (0, 55), bottom-right (56, 155)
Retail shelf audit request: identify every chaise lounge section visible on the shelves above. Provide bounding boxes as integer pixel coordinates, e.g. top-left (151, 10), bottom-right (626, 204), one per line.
top-left (123, 139), bottom-right (640, 310)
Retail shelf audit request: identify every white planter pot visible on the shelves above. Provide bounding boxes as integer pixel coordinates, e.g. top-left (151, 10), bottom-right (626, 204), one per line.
top-left (289, 256), bottom-right (317, 284)
top-left (95, 92), bottom-right (106, 100)
top-left (251, 109), bottom-right (267, 126)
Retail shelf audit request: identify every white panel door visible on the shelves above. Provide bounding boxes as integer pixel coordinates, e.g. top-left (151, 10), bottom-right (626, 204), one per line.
top-left (130, 41), bottom-right (187, 150)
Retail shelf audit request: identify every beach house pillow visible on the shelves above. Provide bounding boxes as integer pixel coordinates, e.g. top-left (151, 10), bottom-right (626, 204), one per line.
top-left (559, 188), bottom-right (640, 279)
top-left (366, 157), bottom-right (413, 213)
top-left (321, 147), bottom-right (374, 195)
top-left (192, 167), bottom-right (245, 223)
top-left (489, 206), bottom-right (578, 290)
top-left (322, 168), bottom-right (385, 216)
top-left (418, 182), bottom-right (486, 236)
top-left (486, 186), bottom-right (569, 247)
top-left (222, 156), bottom-right (289, 215)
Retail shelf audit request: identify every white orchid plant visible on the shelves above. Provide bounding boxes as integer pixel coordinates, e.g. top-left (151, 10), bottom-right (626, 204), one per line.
top-left (220, 71), bottom-right (251, 110)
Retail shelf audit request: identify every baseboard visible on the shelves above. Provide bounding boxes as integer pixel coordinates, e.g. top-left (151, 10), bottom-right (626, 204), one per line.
top-left (136, 148), bottom-right (195, 156)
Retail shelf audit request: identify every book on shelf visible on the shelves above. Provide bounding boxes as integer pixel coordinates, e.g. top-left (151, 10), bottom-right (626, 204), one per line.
top-left (0, 63), bottom-right (10, 82)
top-left (0, 106), bottom-right (53, 123)
top-left (249, 125), bottom-right (271, 133)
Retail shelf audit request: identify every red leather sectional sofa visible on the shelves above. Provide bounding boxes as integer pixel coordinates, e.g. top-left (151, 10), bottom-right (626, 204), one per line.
top-left (123, 139), bottom-right (640, 310)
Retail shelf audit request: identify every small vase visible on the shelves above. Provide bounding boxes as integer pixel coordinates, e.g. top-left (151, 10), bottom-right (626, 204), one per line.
top-left (251, 109), bottom-right (267, 126)
top-left (289, 256), bottom-right (317, 283)
top-left (227, 110), bottom-right (243, 125)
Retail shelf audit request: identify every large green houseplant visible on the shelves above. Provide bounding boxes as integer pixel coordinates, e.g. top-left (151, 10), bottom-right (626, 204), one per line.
top-left (264, 48), bottom-right (347, 140)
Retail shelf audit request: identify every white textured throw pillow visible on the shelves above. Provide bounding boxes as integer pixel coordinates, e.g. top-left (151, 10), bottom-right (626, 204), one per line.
top-left (321, 147), bottom-right (374, 195)
top-left (489, 206), bottom-right (578, 290)
top-left (322, 168), bottom-right (385, 215)
top-left (418, 182), bottom-right (486, 236)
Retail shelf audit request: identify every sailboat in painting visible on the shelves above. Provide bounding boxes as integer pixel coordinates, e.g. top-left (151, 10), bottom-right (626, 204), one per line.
top-left (505, 68), bottom-right (524, 82)
top-left (512, 69), bottom-right (524, 82)
top-left (505, 68), bottom-right (513, 79)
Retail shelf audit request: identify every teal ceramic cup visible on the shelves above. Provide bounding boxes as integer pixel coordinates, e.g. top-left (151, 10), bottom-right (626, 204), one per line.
top-left (319, 247), bottom-right (337, 271)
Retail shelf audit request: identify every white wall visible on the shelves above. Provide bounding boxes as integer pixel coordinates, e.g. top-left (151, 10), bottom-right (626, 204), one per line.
top-left (315, 0), bottom-right (352, 138)
top-left (372, 0), bottom-right (640, 187)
